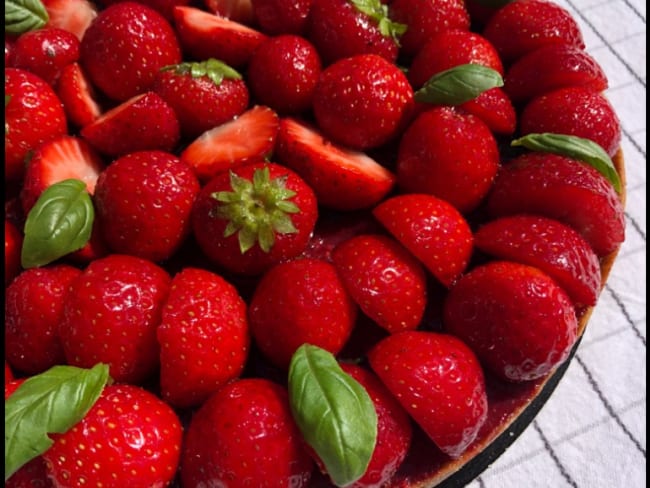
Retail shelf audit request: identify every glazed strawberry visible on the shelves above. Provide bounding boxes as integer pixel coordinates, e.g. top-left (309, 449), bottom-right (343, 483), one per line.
top-left (206, 0), bottom-right (255, 24)
top-left (180, 378), bottom-right (314, 487)
top-left (180, 105), bottom-right (280, 182)
top-left (11, 27), bottom-right (80, 86)
top-left (249, 258), bottom-right (357, 369)
top-left (368, 330), bottom-right (488, 458)
top-left (100, 0), bottom-right (192, 20)
top-left (275, 117), bottom-right (396, 210)
top-left (483, 0), bottom-right (585, 65)
top-left (20, 135), bottom-right (105, 214)
top-left (474, 215), bottom-right (602, 307)
top-left (5, 219), bottom-right (22, 286)
top-left (308, 0), bottom-right (405, 64)
top-left (504, 44), bottom-right (608, 104)
top-left (94, 151), bottom-right (200, 262)
top-left (389, 0), bottom-right (470, 59)
top-left (520, 86), bottom-right (622, 157)
top-left (42, 0), bottom-right (98, 41)
top-left (59, 254), bottom-right (171, 383)
top-left (444, 261), bottom-right (579, 381)
top-left (313, 54), bottom-right (414, 150)
top-left (5, 68), bottom-right (67, 182)
top-left (246, 34), bottom-right (322, 115)
top-left (55, 62), bottom-right (103, 128)
top-left (251, 0), bottom-right (312, 35)
top-left (173, 5), bottom-right (267, 68)
top-left (152, 58), bottom-right (250, 139)
top-left (396, 106), bottom-right (500, 213)
top-left (5, 34), bottom-right (15, 65)
top-left (191, 161), bottom-right (318, 275)
top-left (5, 265), bottom-right (81, 375)
top-left (43, 384), bottom-right (183, 487)
top-left (80, 91), bottom-right (180, 157)
top-left (373, 194), bottom-right (473, 287)
top-left (5, 361), bottom-right (13, 384)
top-left (460, 87), bottom-right (517, 135)
top-left (80, 1), bottom-right (182, 101)
top-left (487, 152), bottom-right (625, 256)
top-left (157, 267), bottom-right (250, 408)
top-left (332, 234), bottom-right (427, 334)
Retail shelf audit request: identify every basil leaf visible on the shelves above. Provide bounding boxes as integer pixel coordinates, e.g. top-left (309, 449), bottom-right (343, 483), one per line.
top-left (414, 64), bottom-right (504, 106)
top-left (5, 0), bottom-right (49, 35)
top-left (5, 363), bottom-right (111, 481)
top-left (288, 344), bottom-right (377, 487)
top-left (511, 133), bottom-right (622, 193)
top-left (21, 178), bottom-right (95, 268)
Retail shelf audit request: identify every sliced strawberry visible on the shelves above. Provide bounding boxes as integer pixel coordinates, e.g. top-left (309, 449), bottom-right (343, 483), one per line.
top-left (180, 105), bottom-right (279, 182)
top-left (21, 135), bottom-right (105, 214)
top-left (275, 117), bottom-right (396, 210)
top-left (56, 62), bottom-right (104, 128)
top-left (42, 0), bottom-right (98, 41)
top-left (100, 0), bottom-right (193, 21)
top-left (81, 91), bottom-right (180, 158)
top-left (173, 5), bottom-right (267, 68)
top-left (205, 0), bottom-right (255, 24)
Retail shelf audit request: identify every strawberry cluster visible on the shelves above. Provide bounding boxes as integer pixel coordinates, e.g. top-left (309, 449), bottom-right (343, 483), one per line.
top-left (4, 0), bottom-right (625, 487)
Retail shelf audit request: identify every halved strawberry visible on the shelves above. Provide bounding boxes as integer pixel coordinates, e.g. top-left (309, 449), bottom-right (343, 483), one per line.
top-left (20, 135), bottom-right (105, 214)
top-left (42, 0), bottom-right (98, 41)
top-left (173, 5), bottom-right (267, 68)
top-left (275, 117), bottom-right (396, 210)
top-left (56, 62), bottom-right (104, 128)
top-left (180, 105), bottom-right (279, 182)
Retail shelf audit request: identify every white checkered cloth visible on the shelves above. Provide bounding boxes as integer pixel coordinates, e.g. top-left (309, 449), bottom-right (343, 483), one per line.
top-left (467, 0), bottom-right (647, 486)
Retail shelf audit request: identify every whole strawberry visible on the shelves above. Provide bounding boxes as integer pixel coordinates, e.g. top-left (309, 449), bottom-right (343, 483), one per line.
top-left (368, 330), bottom-right (488, 458)
top-left (444, 261), bottom-right (579, 382)
top-left (157, 267), bottom-right (250, 408)
top-left (5, 219), bottom-right (22, 286)
top-left (94, 150), bottom-right (200, 262)
top-left (251, 0), bottom-right (312, 35)
top-left (191, 161), bottom-right (318, 276)
top-left (43, 383), bottom-right (183, 487)
top-left (180, 378), bottom-right (314, 487)
top-left (80, 1), bottom-right (182, 101)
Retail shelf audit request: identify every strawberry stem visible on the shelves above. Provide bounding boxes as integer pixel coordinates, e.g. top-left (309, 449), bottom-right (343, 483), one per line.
top-left (160, 58), bottom-right (242, 86)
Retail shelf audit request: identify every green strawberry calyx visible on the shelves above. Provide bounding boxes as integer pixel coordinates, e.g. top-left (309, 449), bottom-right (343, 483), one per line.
top-left (210, 167), bottom-right (300, 254)
top-left (351, 0), bottom-right (407, 42)
top-left (161, 58), bottom-right (242, 86)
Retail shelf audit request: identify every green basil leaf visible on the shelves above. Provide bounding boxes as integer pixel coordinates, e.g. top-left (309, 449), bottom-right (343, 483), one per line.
top-left (288, 344), bottom-right (377, 487)
top-left (414, 64), bottom-right (504, 106)
top-left (5, 363), bottom-right (111, 481)
top-left (21, 178), bottom-right (95, 268)
top-left (511, 133), bottom-right (622, 193)
top-left (5, 0), bottom-right (49, 35)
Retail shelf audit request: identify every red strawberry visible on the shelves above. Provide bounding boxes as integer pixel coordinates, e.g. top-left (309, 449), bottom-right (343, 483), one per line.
top-left (11, 27), bottom-right (80, 87)
top-left (249, 257), bottom-right (357, 369)
top-left (180, 105), bottom-right (279, 182)
top-left (180, 378), bottom-right (314, 487)
top-left (332, 234), bottom-right (427, 334)
top-left (504, 44), bottom-right (608, 104)
top-left (173, 5), bottom-right (267, 68)
top-left (94, 150), bottom-right (200, 262)
top-left (55, 62), bottom-right (104, 128)
top-left (460, 87), bottom-right (517, 136)
top-left (373, 194), bottom-right (473, 287)
top-left (313, 53), bottom-right (414, 150)
top-left (43, 384), bottom-right (183, 487)
top-left (486, 152), bottom-right (625, 256)
top-left (100, 0), bottom-right (192, 21)
top-left (80, 91), bottom-right (181, 157)
top-left (5, 265), bottom-right (81, 375)
top-left (5, 68), bottom-right (67, 182)
top-left (368, 330), bottom-right (488, 458)
top-left (389, 0), bottom-right (470, 59)
top-left (59, 254), bottom-right (171, 383)
top-left (80, 2), bottom-right (182, 101)
top-left (157, 267), bottom-right (250, 408)
top-left (152, 58), bottom-right (250, 139)
top-left (474, 215), bottom-right (602, 307)
top-left (275, 117), bottom-right (396, 210)
top-left (205, 0), bottom-right (255, 24)
top-left (396, 106), bottom-right (500, 213)
top-left (483, 0), bottom-right (585, 65)
top-left (246, 34), bottom-right (322, 115)
top-left (5, 34), bottom-right (15, 65)
top-left (42, 0), bottom-right (98, 41)
top-left (20, 135), bottom-right (105, 214)
top-left (520, 86), bottom-right (622, 157)
top-left (444, 261), bottom-right (579, 381)
top-left (4, 361), bottom-right (13, 383)
top-left (191, 161), bottom-right (318, 275)
top-left (307, 0), bottom-right (405, 64)
top-left (251, 0), bottom-right (312, 35)
top-left (5, 219), bottom-right (22, 286)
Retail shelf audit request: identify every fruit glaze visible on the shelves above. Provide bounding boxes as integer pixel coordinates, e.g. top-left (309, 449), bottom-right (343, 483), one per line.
top-left (4, 0), bottom-right (626, 487)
